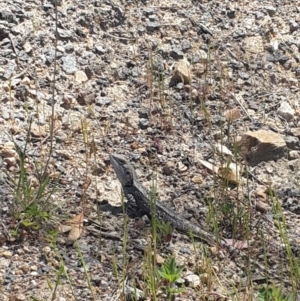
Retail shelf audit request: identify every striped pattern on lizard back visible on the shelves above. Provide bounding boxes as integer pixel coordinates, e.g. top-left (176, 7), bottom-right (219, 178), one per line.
top-left (110, 153), bottom-right (218, 246)
top-left (123, 183), bottom-right (217, 246)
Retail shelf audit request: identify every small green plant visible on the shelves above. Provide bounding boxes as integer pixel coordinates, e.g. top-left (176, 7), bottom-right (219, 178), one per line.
top-left (6, 126), bottom-right (60, 237)
top-left (258, 284), bottom-right (295, 301)
top-left (157, 257), bottom-right (185, 300)
top-left (155, 220), bottom-right (174, 243)
top-left (21, 202), bottom-right (50, 230)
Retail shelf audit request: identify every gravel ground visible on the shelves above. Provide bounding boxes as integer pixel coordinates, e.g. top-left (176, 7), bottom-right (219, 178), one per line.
top-left (0, 0), bottom-right (300, 300)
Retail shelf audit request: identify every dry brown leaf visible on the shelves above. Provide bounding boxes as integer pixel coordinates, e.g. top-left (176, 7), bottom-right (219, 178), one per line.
top-left (218, 163), bottom-right (240, 185)
top-left (225, 108), bottom-right (241, 122)
top-left (68, 211), bottom-right (84, 240)
top-left (255, 190), bottom-right (267, 202)
top-left (58, 224), bottom-right (72, 233)
top-left (198, 159), bottom-right (239, 185)
top-left (224, 239), bottom-right (249, 249)
top-left (218, 167), bottom-right (239, 184)
top-left (82, 176), bottom-right (91, 191)
top-left (59, 212), bottom-right (84, 240)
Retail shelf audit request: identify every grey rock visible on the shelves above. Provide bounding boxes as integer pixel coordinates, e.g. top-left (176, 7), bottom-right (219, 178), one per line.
top-left (15, 85), bottom-right (28, 101)
top-left (18, 50), bottom-right (29, 61)
top-left (77, 92), bottom-right (95, 105)
top-left (43, 4), bottom-right (54, 12)
top-left (191, 52), bottom-right (202, 63)
top-left (91, 275), bottom-right (102, 286)
top-left (61, 55), bottom-right (77, 74)
top-left (277, 101), bottom-right (295, 121)
top-left (131, 66), bottom-right (139, 77)
top-left (64, 44), bottom-right (74, 53)
top-left (137, 25), bottom-right (146, 34)
top-left (85, 66), bottom-right (93, 79)
top-left (139, 118), bottom-right (149, 129)
top-left (173, 92), bottom-right (182, 101)
top-left (1, 38), bottom-right (10, 45)
top-left (146, 21), bottom-right (160, 31)
top-left (143, 7), bottom-right (155, 17)
top-left (267, 50), bottom-right (289, 64)
top-left (96, 78), bottom-right (109, 87)
top-left (2, 108), bottom-right (10, 120)
top-left (0, 9), bottom-right (17, 24)
top-left (265, 5), bottom-right (276, 16)
top-left (232, 29), bottom-right (246, 39)
top-left (95, 45), bottom-right (106, 54)
top-left (95, 96), bottom-right (111, 106)
top-left (181, 39), bottom-right (191, 51)
top-left (248, 101), bottom-right (259, 111)
top-left (78, 58), bottom-right (88, 65)
top-left (57, 28), bottom-right (73, 39)
top-left (151, 55), bottom-right (164, 72)
top-left (148, 14), bottom-right (157, 21)
top-left (288, 159), bottom-right (300, 172)
top-left (49, 0), bottom-right (63, 5)
top-left (199, 23), bottom-right (213, 35)
top-left (170, 46), bottom-right (184, 59)
top-left (138, 109), bottom-right (148, 119)
top-left (226, 4), bottom-right (236, 18)
top-left (183, 108), bottom-right (194, 124)
top-left (116, 67), bottom-right (130, 80)
top-left (254, 11), bottom-right (265, 20)
top-left (44, 48), bottom-right (63, 64)
top-left (238, 70), bottom-right (250, 79)
top-left (3, 61), bottom-right (16, 79)
top-left (2, 49), bottom-right (13, 56)
top-left (125, 286), bottom-right (144, 301)
top-left (289, 20), bottom-right (299, 33)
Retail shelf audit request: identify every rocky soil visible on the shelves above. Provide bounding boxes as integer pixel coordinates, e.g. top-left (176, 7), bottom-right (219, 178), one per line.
top-left (0, 0), bottom-right (300, 300)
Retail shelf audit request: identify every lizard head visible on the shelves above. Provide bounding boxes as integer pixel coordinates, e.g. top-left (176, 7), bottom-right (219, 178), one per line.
top-left (109, 153), bottom-right (137, 186)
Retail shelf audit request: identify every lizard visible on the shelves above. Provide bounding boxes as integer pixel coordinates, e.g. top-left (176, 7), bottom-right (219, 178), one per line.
top-left (110, 153), bottom-right (222, 246)
top-left (109, 154), bottom-right (289, 283)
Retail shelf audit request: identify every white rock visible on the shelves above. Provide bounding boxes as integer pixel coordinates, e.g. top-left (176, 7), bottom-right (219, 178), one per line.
top-left (21, 77), bottom-right (31, 84)
top-left (30, 271), bottom-right (39, 276)
top-left (289, 150), bottom-right (300, 159)
top-left (198, 49), bottom-right (208, 60)
top-left (277, 101), bottom-right (295, 121)
top-left (185, 273), bottom-right (200, 287)
top-left (23, 42), bottom-right (32, 53)
top-left (16, 294), bottom-right (26, 301)
top-left (74, 70), bottom-right (88, 84)
top-left (2, 251), bottom-right (12, 258)
top-left (172, 57), bottom-right (191, 84)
